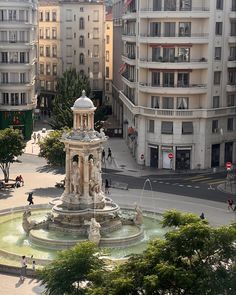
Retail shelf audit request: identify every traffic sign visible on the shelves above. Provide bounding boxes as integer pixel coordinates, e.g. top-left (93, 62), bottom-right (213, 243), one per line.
top-left (226, 162), bottom-right (232, 170)
top-left (168, 153), bottom-right (174, 159)
top-left (140, 154), bottom-right (144, 160)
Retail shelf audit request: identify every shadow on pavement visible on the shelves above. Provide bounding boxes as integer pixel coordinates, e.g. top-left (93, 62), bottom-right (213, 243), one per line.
top-left (0, 188), bottom-right (14, 199)
top-left (31, 187), bottom-right (62, 198)
top-left (36, 165), bottom-right (65, 175)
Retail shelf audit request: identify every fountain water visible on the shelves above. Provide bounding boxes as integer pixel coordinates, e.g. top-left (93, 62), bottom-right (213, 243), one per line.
top-left (140, 178), bottom-right (154, 207)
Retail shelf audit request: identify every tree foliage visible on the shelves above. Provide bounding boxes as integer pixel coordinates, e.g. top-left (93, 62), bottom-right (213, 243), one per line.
top-left (37, 242), bottom-right (106, 295)
top-left (38, 130), bottom-right (66, 166)
top-left (0, 128), bottom-right (26, 182)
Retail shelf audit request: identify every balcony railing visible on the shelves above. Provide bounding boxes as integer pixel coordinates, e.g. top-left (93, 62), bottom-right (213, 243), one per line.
top-left (0, 61), bottom-right (30, 64)
top-left (122, 54), bottom-right (136, 59)
top-left (140, 33), bottom-right (208, 38)
top-left (139, 82), bottom-right (207, 88)
top-left (140, 7), bottom-right (210, 12)
top-left (0, 81), bottom-right (30, 85)
top-left (139, 57), bottom-right (207, 63)
top-left (0, 19), bottom-right (29, 23)
top-left (122, 73), bottom-right (135, 83)
top-left (0, 40), bottom-right (30, 43)
top-left (0, 103), bottom-right (28, 106)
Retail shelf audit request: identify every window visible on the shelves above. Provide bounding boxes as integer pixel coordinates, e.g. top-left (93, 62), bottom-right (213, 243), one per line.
top-left (93, 62), bottom-right (99, 73)
top-left (152, 47), bottom-right (161, 61)
top-left (79, 35), bottom-right (84, 47)
top-left (79, 17), bottom-right (84, 29)
top-left (52, 45), bottom-right (57, 57)
top-left (9, 31), bottom-right (17, 42)
top-left (164, 0), bottom-right (176, 11)
top-left (93, 45), bottom-right (99, 57)
top-left (163, 97), bottom-right (174, 109)
top-left (180, 0), bottom-right (192, 10)
top-left (1, 52), bottom-right (8, 63)
top-left (163, 48), bottom-right (175, 62)
top-left (106, 51), bottom-right (109, 62)
top-left (151, 72), bottom-right (160, 86)
top-left (93, 79), bottom-right (98, 89)
top-left (9, 10), bottom-right (16, 21)
top-left (74, 50), bottom-right (76, 55)
top-left (148, 120), bottom-right (155, 133)
top-left (45, 46), bottom-right (50, 57)
top-left (213, 96), bottom-right (220, 108)
top-left (163, 72), bottom-right (174, 87)
top-left (214, 71), bottom-right (221, 84)
top-left (150, 22), bottom-right (161, 37)
top-left (66, 10), bottom-right (72, 21)
top-left (161, 122), bottom-right (173, 134)
top-left (40, 80), bottom-right (45, 89)
top-left (79, 53), bottom-right (84, 64)
top-left (212, 120), bottom-right (218, 133)
top-left (52, 28), bottom-right (57, 39)
top-left (3, 93), bottom-right (9, 104)
top-left (93, 28), bottom-right (99, 39)
top-left (215, 47), bottom-right (222, 60)
top-left (19, 10), bottom-right (25, 21)
top-left (216, 0), bottom-right (223, 10)
top-left (80, 7), bottom-right (84, 12)
top-left (0, 31), bottom-right (7, 41)
top-left (182, 122), bottom-right (193, 134)
top-left (39, 28), bottom-right (44, 39)
top-left (53, 64), bottom-right (57, 75)
top-left (233, 0), bottom-right (236, 11)
top-left (227, 94), bottom-right (235, 106)
top-left (227, 118), bottom-right (234, 131)
top-left (179, 22), bottom-right (191, 37)
top-left (151, 96), bottom-right (159, 108)
top-left (40, 64), bottom-right (44, 75)
top-left (74, 14), bottom-right (76, 21)
top-left (106, 35), bottom-right (110, 44)
top-left (106, 82), bottom-right (109, 91)
top-left (11, 93), bottom-right (19, 105)
top-left (46, 81), bottom-right (51, 91)
top-left (228, 70), bottom-right (236, 85)
top-left (52, 11), bottom-right (57, 21)
top-left (9, 52), bottom-right (18, 63)
top-left (45, 28), bottom-right (50, 39)
top-left (1, 72), bottom-right (8, 83)
top-left (106, 67), bottom-right (109, 78)
top-left (231, 20), bottom-right (236, 36)
top-left (20, 52), bottom-right (28, 63)
top-left (39, 11), bottom-right (43, 21)
top-left (66, 27), bottom-right (72, 39)
top-left (178, 48), bottom-right (190, 61)
top-left (46, 63), bottom-right (50, 75)
top-left (153, 0), bottom-right (162, 11)
top-left (45, 11), bottom-right (50, 21)
top-left (39, 46), bottom-right (44, 56)
top-left (164, 22), bottom-right (175, 37)
top-left (177, 97), bottom-right (189, 109)
top-left (215, 22), bottom-right (223, 35)
top-left (93, 10), bottom-right (99, 21)
top-left (66, 45), bottom-right (72, 57)
top-left (229, 47), bottom-right (236, 60)
top-left (20, 93), bottom-right (26, 105)
top-left (177, 73), bottom-right (189, 87)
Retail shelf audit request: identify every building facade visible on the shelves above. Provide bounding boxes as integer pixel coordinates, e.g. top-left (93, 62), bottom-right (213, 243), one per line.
top-left (104, 13), bottom-right (113, 108)
top-left (38, 0), bottom-right (105, 110)
top-left (120, 0), bottom-right (236, 170)
top-left (0, 0), bottom-right (38, 139)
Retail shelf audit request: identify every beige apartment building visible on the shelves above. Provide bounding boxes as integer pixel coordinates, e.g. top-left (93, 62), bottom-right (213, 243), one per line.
top-left (38, 0), bottom-right (105, 110)
top-left (105, 13), bottom-right (113, 108)
top-left (0, 0), bottom-right (38, 139)
top-left (118, 0), bottom-right (236, 170)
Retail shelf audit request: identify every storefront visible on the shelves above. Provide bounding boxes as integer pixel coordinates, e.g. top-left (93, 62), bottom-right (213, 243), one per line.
top-left (224, 142), bottom-right (233, 163)
top-left (176, 147), bottom-right (191, 170)
top-left (161, 146), bottom-right (173, 169)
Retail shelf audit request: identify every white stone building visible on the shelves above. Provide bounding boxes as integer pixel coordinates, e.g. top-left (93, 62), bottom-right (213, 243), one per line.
top-left (0, 0), bottom-right (38, 139)
top-left (120, 0), bottom-right (236, 170)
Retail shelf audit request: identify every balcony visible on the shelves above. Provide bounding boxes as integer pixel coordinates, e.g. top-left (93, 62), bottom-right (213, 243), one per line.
top-left (226, 84), bottom-right (236, 92)
top-left (139, 82), bottom-right (207, 94)
top-left (227, 57), bottom-right (236, 68)
top-left (0, 103), bottom-right (36, 111)
top-left (139, 58), bottom-right (208, 69)
top-left (139, 33), bottom-right (209, 44)
top-left (119, 91), bottom-right (236, 119)
top-left (122, 54), bottom-right (136, 66)
top-left (121, 74), bottom-right (136, 88)
top-left (139, 7), bottom-right (210, 19)
top-left (228, 36), bottom-right (236, 43)
top-left (0, 81), bottom-right (33, 90)
top-left (123, 10), bottom-right (137, 20)
top-left (122, 33), bottom-right (136, 42)
top-left (0, 61), bottom-right (31, 70)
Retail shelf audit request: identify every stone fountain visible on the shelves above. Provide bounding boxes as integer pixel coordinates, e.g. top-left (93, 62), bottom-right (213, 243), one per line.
top-left (22, 91), bottom-right (143, 248)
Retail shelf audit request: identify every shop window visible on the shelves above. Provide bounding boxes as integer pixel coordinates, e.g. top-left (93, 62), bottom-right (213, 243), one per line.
top-left (182, 122), bottom-right (193, 134)
top-left (161, 122), bottom-right (173, 134)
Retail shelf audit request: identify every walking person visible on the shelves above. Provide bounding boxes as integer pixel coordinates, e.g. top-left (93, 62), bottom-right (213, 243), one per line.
top-left (102, 149), bottom-right (105, 163)
top-left (37, 133), bottom-right (41, 143)
top-left (200, 212), bottom-right (205, 220)
top-left (27, 192), bottom-right (34, 205)
top-left (107, 147), bottom-right (112, 161)
top-left (20, 255), bottom-right (27, 281)
top-left (32, 132), bottom-right (36, 144)
top-left (227, 199), bottom-right (234, 211)
top-left (105, 179), bottom-right (110, 194)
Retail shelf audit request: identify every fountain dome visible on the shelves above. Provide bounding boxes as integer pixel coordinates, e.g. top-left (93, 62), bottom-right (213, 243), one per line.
top-left (73, 90), bottom-right (94, 109)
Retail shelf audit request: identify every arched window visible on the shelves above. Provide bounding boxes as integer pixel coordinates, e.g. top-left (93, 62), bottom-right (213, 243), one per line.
top-left (79, 17), bottom-right (84, 30)
top-left (79, 53), bottom-right (84, 64)
top-left (79, 35), bottom-right (84, 48)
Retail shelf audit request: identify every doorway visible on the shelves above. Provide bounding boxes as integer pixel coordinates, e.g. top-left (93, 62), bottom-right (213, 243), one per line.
top-left (150, 147), bottom-right (158, 168)
top-left (176, 149), bottom-right (191, 170)
top-left (211, 144), bottom-right (220, 167)
top-left (224, 142), bottom-right (233, 163)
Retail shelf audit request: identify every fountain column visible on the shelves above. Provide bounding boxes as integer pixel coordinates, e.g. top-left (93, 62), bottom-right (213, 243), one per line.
top-left (64, 148), bottom-right (70, 194)
top-left (83, 154), bottom-right (90, 200)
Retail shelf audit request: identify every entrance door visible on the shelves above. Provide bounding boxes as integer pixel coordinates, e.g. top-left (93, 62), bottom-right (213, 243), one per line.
top-left (211, 144), bottom-right (220, 167)
top-left (225, 142), bottom-right (233, 163)
top-left (150, 147), bottom-right (158, 168)
top-left (176, 149), bottom-right (190, 170)
top-left (163, 151), bottom-right (171, 169)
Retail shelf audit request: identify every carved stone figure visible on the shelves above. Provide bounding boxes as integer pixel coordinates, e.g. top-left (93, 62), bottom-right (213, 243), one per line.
top-left (22, 210), bottom-right (36, 235)
top-left (86, 218), bottom-right (101, 245)
top-left (89, 158), bottom-right (100, 196)
top-left (71, 161), bottom-right (80, 195)
top-left (134, 205), bottom-right (143, 225)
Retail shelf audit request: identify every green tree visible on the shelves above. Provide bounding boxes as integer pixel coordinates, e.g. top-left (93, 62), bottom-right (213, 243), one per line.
top-left (0, 128), bottom-right (26, 182)
top-left (37, 242), bottom-right (106, 295)
top-left (89, 211), bottom-right (236, 295)
top-left (50, 69), bottom-right (91, 129)
top-left (38, 130), bottom-right (66, 166)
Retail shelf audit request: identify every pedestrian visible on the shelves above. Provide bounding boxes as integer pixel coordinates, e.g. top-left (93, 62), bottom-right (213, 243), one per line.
top-left (27, 192), bottom-right (34, 205)
top-left (227, 199), bottom-right (234, 211)
top-left (32, 132), bottom-right (36, 144)
top-left (105, 178), bottom-right (110, 194)
top-left (20, 255), bottom-right (27, 281)
top-left (15, 176), bottom-right (21, 188)
top-left (37, 133), bottom-right (41, 143)
top-left (107, 147), bottom-right (112, 161)
top-left (102, 149), bottom-right (105, 162)
top-left (200, 212), bottom-right (205, 220)
top-left (19, 175), bottom-right (24, 186)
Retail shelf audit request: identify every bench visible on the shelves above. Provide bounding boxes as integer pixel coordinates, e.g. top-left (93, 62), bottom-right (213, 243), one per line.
top-left (0, 182), bottom-right (15, 189)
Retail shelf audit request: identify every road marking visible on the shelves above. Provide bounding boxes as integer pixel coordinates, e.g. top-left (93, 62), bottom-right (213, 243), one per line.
top-left (191, 177), bottom-right (212, 182)
top-left (185, 175), bottom-right (207, 180)
top-left (172, 183), bottom-right (179, 185)
top-left (187, 185), bottom-right (192, 187)
top-left (159, 181), bottom-right (163, 183)
top-left (165, 182), bottom-right (170, 185)
top-left (179, 184), bottom-right (184, 187)
top-left (194, 186), bottom-right (200, 188)
top-left (207, 180), bottom-right (226, 185)
top-left (152, 180), bottom-right (157, 183)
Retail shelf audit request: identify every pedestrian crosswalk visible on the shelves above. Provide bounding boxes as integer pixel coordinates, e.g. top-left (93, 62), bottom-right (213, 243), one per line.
top-left (184, 175), bottom-right (226, 186)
